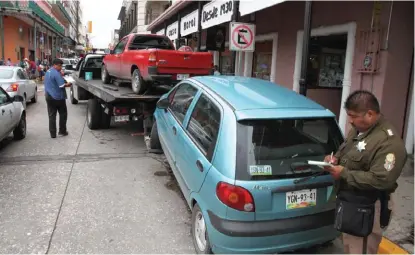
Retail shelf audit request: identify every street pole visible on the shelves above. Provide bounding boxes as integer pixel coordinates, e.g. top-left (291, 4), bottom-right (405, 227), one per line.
top-left (176, 13), bottom-right (181, 49)
top-left (230, 0), bottom-right (239, 76)
top-left (0, 14), bottom-right (4, 60)
top-left (196, 1), bottom-right (202, 52)
top-left (33, 21), bottom-right (37, 61)
top-left (299, 1), bottom-right (312, 96)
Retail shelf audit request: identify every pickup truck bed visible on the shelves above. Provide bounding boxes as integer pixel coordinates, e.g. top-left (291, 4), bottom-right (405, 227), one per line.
top-left (73, 74), bottom-right (161, 104)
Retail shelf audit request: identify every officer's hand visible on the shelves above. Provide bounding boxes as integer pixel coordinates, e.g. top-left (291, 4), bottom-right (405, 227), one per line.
top-left (65, 82), bottom-right (72, 87)
top-left (324, 165), bottom-right (344, 180)
top-left (324, 155), bottom-right (338, 164)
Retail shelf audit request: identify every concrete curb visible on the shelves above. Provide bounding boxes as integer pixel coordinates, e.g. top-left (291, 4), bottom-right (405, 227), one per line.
top-left (378, 237), bottom-right (409, 254)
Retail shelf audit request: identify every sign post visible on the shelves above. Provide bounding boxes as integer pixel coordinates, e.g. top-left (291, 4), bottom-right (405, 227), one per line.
top-left (229, 22), bottom-right (255, 52)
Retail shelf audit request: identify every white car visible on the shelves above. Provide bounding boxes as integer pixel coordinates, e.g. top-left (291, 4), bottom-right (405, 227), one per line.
top-left (0, 66), bottom-right (37, 109)
top-left (0, 86), bottom-right (26, 142)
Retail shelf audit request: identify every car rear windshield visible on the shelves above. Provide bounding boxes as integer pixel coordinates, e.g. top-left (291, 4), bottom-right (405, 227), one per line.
top-left (0, 69), bottom-right (14, 79)
top-left (129, 36), bottom-right (174, 50)
top-left (236, 118), bottom-right (344, 181)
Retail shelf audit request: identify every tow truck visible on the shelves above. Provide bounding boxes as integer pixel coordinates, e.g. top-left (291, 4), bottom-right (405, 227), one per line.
top-left (69, 53), bottom-right (166, 150)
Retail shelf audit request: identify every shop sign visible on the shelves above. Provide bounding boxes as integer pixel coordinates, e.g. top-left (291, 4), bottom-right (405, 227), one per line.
top-left (201, 0), bottom-right (233, 30)
top-left (180, 9), bottom-right (198, 37)
top-left (156, 29), bottom-right (165, 35)
top-left (239, 0), bottom-right (286, 16)
top-left (229, 22), bottom-right (255, 52)
top-left (166, 21), bottom-right (179, 40)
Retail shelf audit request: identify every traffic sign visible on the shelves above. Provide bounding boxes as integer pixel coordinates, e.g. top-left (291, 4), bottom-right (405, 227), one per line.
top-left (229, 22), bottom-right (256, 52)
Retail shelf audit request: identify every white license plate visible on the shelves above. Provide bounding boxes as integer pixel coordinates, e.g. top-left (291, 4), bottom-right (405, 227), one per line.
top-left (286, 189), bottom-right (317, 210)
top-left (177, 74), bottom-right (189, 80)
top-left (114, 115), bottom-right (129, 122)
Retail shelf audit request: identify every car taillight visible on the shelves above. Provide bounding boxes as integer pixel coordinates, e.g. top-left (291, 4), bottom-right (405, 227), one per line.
top-left (149, 52), bottom-right (157, 63)
top-left (113, 107), bottom-right (128, 115)
top-left (216, 182), bottom-right (255, 212)
top-left (6, 83), bottom-right (19, 92)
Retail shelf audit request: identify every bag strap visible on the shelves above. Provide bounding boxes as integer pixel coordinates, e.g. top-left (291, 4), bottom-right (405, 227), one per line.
top-left (362, 236), bottom-right (368, 254)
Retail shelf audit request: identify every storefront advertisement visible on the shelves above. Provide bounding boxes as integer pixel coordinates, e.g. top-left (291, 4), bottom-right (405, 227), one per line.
top-left (180, 9), bottom-right (199, 37)
top-left (239, 0), bottom-right (286, 16)
top-left (201, 0), bottom-right (233, 29)
top-left (156, 29), bottom-right (165, 35)
top-left (166, 21), bottom-right (179, 40)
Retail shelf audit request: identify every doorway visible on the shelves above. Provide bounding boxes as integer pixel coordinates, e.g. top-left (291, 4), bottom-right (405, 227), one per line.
top-left (306, 34), bottom-right (347, 119)
top-left (19, 47), bottom-right (25, 60)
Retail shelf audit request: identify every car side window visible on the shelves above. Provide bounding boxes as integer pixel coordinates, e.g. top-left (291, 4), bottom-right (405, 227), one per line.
top-left (17, 69), bottom-right (26, 80)
top-left (186, 94), bottom-right (221, 159)
top-left (168, 83), bottom-right (198, 124)
top-left (0, 88), bottom-right (10, 105)
top-left (114, 38), bottom-right (128, 54)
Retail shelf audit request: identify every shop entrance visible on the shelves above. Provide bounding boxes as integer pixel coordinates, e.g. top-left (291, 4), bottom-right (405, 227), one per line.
top-left (306, 34), bottom-right (347, 120)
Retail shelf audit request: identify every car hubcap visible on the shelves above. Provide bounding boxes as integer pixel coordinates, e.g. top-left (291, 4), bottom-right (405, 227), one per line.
top-left (133, 72), bottom-right (139, 89)
top-left (21, 118), bottom-right (26, 136)
top-left (102, 68), bottom-right (106, 81)
top-left (194, 211), bottom-right (207, 251)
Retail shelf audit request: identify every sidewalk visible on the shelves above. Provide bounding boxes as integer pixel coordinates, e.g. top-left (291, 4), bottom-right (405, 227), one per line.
top-left (384, 156), bottom-right (414, 253)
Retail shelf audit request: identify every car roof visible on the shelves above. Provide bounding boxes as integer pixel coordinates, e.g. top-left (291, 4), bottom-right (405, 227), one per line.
top-left (0, 66), bottom-right (19, 71)
top-left (190, 76), bottom-right (327, 112)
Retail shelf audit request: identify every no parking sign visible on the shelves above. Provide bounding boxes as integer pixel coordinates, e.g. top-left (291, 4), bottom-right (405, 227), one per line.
top-left (229, 22), bottom-right (256, 52)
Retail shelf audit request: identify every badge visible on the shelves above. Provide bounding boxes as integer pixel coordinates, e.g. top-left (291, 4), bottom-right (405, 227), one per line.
top-left (384, 153), bottom-right (396, 171)
top-left (356, 140), bottom-right (367, 152)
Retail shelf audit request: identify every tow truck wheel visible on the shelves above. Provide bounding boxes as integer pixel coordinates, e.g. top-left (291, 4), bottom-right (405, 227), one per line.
top-left (131, 69), bottom-right (146, 95)
top-left (101, 65), bottom-right (111, 84)
top-left (70, 86), bottom-right (78, 104)
top-left (100, 108), bottom-right (111, 129)
top-left (87, 98), bottom-right (101, 130)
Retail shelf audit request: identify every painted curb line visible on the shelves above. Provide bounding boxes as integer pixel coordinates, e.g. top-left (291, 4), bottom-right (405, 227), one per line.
top-left (378, 237), bottom-right (409, 254)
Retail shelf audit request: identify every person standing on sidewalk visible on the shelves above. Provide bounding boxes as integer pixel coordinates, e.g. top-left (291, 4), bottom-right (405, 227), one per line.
top-left (44, 58), bottom-right (72, 138)
top-left (323, 90), bottom-right (407, 254)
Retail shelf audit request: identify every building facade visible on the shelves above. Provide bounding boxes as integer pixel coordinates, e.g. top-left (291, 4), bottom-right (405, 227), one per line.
top-left (147, 0), bottom-right (414, 154)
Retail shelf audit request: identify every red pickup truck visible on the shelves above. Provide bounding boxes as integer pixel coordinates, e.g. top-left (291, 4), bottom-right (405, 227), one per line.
top-left (102, 34), bottom-right (213, 94)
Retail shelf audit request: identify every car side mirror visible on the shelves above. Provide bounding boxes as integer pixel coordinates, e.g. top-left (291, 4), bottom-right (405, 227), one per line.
top-left (12, 95), bottom-right (24, 102)
top-left (157, 97), bottom-right (170, 109)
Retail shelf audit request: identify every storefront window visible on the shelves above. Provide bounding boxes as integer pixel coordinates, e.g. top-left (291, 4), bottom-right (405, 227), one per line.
top-left (253, 52), bottom-right (272, 81)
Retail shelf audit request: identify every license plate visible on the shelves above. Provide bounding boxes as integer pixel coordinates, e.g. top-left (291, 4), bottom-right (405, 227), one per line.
top-left (114, 115), bottom-right (129, 122)
top-left (286, 189), bottom-right (317, 210)
top-left (177, 74), bottom-right (189, 80)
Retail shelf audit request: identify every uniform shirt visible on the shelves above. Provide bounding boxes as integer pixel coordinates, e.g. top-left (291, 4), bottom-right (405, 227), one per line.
top-left (334, 116), bottom-right (407, 193)
top-left (44, 67), bottom-right (66, 100)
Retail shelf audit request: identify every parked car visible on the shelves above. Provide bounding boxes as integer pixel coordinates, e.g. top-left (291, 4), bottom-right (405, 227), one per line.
top-left (102, 34), bottom-right (212, 95)
top-left (151, 76), bottom-right (344, 254)
top-left (0, 66), bottom-right (38, 108)
top-left (0, 87), bottom-right (26, 142)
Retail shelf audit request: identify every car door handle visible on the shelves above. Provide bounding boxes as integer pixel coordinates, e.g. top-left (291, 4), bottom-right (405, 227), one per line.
top-left (196, 160), bottom-right (203, 172)
top-left (172, 126), bottom-right (177, 135)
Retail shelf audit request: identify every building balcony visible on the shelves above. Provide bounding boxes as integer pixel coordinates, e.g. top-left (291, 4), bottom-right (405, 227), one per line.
top-left (52, 0), bottom-right (72, 24)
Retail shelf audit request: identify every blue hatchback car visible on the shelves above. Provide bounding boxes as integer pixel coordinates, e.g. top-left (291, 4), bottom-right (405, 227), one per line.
top-left (151, 76), bottom-right (344, 254)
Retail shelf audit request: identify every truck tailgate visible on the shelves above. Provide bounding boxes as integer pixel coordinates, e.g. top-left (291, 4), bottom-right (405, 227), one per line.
top-left (156, 50), bottom-right (212, 74)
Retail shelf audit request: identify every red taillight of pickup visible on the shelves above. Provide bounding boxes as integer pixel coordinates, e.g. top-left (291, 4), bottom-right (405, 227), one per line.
top-left (216, 182), bottom-right (255, 212)
top-left (6, 83), bottom-right (19, 92)
top-left (148, 51), bottom-right (157, 66)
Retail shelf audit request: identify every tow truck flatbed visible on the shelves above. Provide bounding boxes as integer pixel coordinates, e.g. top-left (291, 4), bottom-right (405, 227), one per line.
top-left (73, 75), bottom-right (162, 104)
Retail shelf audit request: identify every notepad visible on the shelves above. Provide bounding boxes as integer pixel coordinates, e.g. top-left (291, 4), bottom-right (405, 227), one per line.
top-left (307, 160), bottom-right (333, 167)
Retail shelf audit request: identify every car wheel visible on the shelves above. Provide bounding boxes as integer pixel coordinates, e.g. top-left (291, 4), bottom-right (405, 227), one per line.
top-left (87, 98), bottom-right (101, 130)
top-left (131, 69), bottom-right (147, 95)
top-left (70, 86), bottom-right (78, 104)
top-left (101, 65), bottom-right (111, 84)
top-left (191, 204), bottom-right (213, 254)
top-left (150, 121), bottom-right (162, 150)
top-left (13, 113), bottom-right (26, 140)
top-left (31, 87), bottom-right (37, 103)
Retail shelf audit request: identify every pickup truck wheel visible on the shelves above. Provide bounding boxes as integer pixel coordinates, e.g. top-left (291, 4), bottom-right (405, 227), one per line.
top-left (13, 113), bottom-right (26, 140)
top-left (132, 69), bottom-right (146, 95)
top-left (87, 98), bottom-right (101, 130)
top-left (70, 86), bottom-right (78, 104)
top-left (101, 65), bottom-right (111, 84)
top-left (150, 121), bottom-right (162, 150)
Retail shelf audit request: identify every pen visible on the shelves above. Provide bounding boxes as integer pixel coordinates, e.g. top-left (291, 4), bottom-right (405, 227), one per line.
top-left (330, 151), bottom-right (333, 164)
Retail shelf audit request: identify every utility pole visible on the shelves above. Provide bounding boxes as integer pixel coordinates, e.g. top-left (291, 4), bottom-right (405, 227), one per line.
top-left (299, 1), bottom-right (312, 96)
top-left (0, 14), bottom-right (4, 60)
top-left (230, 0), bottom-right (240, 76)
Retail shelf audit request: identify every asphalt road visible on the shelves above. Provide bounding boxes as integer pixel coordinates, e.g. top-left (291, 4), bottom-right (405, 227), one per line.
top-left (0, 88), bottom-right (344, 254)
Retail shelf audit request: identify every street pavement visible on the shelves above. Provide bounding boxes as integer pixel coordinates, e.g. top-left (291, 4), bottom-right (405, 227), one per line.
top-left (0, 87), bottom-right (409, 253)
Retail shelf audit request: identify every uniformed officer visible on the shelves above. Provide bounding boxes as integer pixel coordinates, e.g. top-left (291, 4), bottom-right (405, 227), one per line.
top-left (324, 90), bottom-right (407, 254)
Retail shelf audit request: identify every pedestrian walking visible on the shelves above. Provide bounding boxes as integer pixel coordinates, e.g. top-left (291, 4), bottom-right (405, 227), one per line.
top-left (6, 58), bottom-right (11, 66)
top-left (44, 58), bottom-right (72, 138)
top-left (323, 90), bottom-right (407, 254)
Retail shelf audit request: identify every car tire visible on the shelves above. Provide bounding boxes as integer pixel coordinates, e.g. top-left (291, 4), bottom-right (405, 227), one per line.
top-left (87, 98), bottom-right (101, 130)
top-left (191, 204), bottom-right (213, 254)
top-left (23, 94), bottom-right (27, 109)
top-left (31, 87), bottom-right (37, 103)
top-left (13, 113), bottom-right (26, 140)
top-left (70, 86), bottom-right (78, 104)
top-left (101, 65), bottom-right (111, 84)
top-left (150, 121), bottom-right (162, 150)
top-left (131, 69), bottom-right (146, 95)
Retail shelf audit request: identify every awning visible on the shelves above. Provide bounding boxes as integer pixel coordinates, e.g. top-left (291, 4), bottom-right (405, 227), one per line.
top-left (239, 0), bottom-right (287, 16)
top-left (146, 0), bottom-right (192, 32)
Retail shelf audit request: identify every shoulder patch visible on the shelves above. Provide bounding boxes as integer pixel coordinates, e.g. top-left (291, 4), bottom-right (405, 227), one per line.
top-left (384, 153), bottom-right (396, 171)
